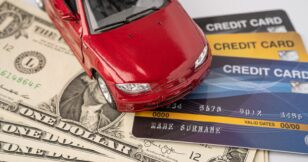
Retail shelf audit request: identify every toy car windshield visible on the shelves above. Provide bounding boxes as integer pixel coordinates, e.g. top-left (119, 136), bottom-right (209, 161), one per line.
top-left (84, 0), bottom-right (168, 33)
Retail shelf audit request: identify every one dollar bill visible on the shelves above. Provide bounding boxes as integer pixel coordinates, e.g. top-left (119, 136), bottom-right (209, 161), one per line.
top-left (0, 141), bottom-right (87, 162)
top-left (0, 120), bottom-right (111, 162)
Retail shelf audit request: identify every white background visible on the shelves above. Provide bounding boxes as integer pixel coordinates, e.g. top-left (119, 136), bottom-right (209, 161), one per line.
top-left (23, 0), bottom-right (308, 161)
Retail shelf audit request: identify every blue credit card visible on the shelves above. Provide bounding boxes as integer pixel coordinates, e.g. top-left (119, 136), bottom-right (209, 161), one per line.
top-left (133, 56), bottom-right (308, 154)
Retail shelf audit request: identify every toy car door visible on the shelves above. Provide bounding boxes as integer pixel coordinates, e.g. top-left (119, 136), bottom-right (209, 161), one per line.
top-left (51, 0), bottom-right (83, 62)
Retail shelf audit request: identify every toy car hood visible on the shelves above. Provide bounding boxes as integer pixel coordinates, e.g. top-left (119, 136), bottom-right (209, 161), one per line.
top-left (88, 3), bottom-right (205, 83)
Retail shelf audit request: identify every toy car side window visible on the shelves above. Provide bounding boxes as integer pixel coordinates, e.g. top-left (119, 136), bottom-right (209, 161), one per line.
top-left (64, 0), bottom-right (78, 14)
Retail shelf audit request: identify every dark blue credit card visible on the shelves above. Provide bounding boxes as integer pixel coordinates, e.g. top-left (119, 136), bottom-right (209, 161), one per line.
top-left (133, 56), bottom-right (308, 154)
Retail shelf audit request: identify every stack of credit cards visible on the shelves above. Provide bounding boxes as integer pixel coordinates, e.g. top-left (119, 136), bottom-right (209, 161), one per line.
top-left (132, 10), bottom-right (308, 154)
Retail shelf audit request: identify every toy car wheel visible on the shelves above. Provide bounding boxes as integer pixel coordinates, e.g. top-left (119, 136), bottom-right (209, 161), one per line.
top-left (36, 0), bottom-right (45, 10)
top-left (96, 73), bottom-right (117, 110)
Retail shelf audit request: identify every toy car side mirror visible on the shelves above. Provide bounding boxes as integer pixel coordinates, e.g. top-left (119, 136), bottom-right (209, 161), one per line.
top-left (61, 13), bottom-right (79, 21)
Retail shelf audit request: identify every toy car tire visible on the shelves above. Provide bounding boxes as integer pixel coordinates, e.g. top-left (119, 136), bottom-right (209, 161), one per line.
top-left (96, 73), bottom-right (117, 110)
top-left (36, 0), bottom-right (45, 10)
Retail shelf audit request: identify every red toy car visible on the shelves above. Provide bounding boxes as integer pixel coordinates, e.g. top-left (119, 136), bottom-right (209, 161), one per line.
top-left (39, 0), bottom-right (212, 112)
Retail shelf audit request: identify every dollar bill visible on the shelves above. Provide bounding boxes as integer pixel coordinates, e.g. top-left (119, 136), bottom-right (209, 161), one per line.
top-left (0, 0), bottom-right (80, 106)
top-left (0, 141), bottom-right (88, 162)
top-left (0, 119), bottom-right (99, 153)
top-left (1, 106), bottom-right (257, 162)
top-left (0, 120), bottom-right (112, 162)
top-left (0, 153), bottom-right (64, 162)
top-left (0, 1), bottom-right (257, 162)
top-left (0, 74), bottom-right (256, 162)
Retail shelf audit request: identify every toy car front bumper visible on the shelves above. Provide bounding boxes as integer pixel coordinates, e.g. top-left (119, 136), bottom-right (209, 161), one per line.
top-left (114, 53), bottom-right (212, 112)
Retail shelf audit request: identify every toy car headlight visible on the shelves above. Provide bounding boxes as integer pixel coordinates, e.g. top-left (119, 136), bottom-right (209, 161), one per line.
top-left (116, 83), bottom-right (151, 94)
top-left (195, 45), bottom-right (208, 69)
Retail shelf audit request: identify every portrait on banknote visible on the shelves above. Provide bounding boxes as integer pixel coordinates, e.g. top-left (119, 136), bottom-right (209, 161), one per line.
top-left (59, 73), bottom-right (122, 132)
top-left (208, 148), bottom-right (249, 162)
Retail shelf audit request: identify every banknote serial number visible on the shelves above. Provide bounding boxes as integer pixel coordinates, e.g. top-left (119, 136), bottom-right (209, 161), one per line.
top-left (0, 69), bottom-right (41, 89)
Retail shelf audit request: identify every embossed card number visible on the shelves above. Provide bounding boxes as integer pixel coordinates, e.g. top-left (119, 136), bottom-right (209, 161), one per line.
top-left (152, 112), bottom-right (170, 119)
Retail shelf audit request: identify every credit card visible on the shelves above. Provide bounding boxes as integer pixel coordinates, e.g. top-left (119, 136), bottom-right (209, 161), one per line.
top-left (194, 10), bottom-right (295, 34)
top-left (133, 56), bottom-right (308, 154)
top-left (207, 32), bottom-right (308, 62)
